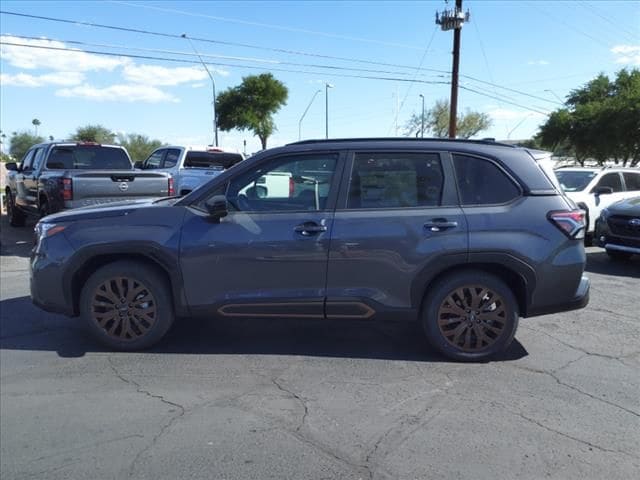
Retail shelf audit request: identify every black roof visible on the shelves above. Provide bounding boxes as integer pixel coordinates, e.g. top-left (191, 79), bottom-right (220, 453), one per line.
top-left (287, 137), bottom-right (517, 148)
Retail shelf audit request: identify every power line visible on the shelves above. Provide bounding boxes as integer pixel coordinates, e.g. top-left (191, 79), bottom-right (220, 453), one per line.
top-left (0, 9), bottom-right (563, 106)
top-left (0, 40), bottom-right (454, 86)
top-left (109, 0), bottom-right (426, 51)
top-left (0, 39), bottom-right (552, 117)
top-left (579, 1), bottom-right (639, 41)
top-left (3, 34), bottom-right (450, 79)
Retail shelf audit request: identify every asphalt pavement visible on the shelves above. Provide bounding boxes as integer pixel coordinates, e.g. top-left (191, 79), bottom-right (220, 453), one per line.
top-left (1, 214), bottom-right (638, 480)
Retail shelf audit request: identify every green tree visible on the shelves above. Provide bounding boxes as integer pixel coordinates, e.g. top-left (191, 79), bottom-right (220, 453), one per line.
top-left (404, 99), bottom-right (492, 139)
top-left (538, 69), bottom-right (640, 166)
top-left (8, 131), bottom-right (45, 161)
top-left (117, 133), bottom-right (164, 162)
top-left (217, 73), bottom-right (288, 149)
top-left (32, 118), bottom-right (41, 136)
top-left (72, 124), bottom-right (116, 144)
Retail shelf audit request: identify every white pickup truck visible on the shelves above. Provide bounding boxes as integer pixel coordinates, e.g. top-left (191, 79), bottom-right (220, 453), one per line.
top-left (138, 146), bottom-right (244, 196)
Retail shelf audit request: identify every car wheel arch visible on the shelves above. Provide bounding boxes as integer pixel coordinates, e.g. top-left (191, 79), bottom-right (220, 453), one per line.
top-left (66, 251), bottom-right (189, 318)
top-left (415, 261), bottom-right (532, 319)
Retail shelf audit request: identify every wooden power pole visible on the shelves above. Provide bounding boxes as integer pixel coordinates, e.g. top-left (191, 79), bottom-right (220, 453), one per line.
top-left (436, 0), bottom-right (470, 138)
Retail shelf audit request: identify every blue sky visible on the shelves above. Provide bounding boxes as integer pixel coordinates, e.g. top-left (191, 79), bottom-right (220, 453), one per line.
top-left (1, 0), bottom-right (638, 154)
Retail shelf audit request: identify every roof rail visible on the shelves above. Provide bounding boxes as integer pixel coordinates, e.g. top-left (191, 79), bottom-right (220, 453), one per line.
top-left (287, 137), bottom-right (517, 148)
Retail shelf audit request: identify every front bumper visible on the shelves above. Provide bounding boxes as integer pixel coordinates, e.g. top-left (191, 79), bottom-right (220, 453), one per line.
top-left (595, 217), bottom-right (640, 254)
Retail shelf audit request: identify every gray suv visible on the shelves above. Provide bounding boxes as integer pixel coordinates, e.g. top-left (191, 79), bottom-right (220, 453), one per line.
top-left (30, 139), bottom-right (590, 361)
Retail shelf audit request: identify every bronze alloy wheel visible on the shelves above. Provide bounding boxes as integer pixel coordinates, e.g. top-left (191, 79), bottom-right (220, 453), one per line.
top-left (437, 285), bottom-right (507, 352)
top-left (91, 277), bottom-right (157, 341)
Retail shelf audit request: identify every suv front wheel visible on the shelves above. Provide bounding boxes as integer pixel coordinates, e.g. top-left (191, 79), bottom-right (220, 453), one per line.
top-left (80, 261), bottom-right (175, 351)
top-left (422, 271), bottom-right (519, 362)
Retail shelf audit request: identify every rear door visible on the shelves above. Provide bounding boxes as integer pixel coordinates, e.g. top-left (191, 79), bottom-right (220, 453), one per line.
top-left (326, 150), bottom-right (467, 320)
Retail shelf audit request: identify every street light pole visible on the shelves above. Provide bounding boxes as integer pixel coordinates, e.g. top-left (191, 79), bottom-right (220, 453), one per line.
top-left (299, 89), bottom-right (322, 140)
top-left (182, 33), bottom-right (218, 147)
top-left (325, 83), bottom-right (333, 139)
top-left (419, 94), bottom-right (425, 138)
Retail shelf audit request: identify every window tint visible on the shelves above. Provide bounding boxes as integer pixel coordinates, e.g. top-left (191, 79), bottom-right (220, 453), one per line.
top-left (163, 149), bottom-right (180, 168)
top-left (47, 146), bottom-right (132, 170)
top-left (144, 150), bottom-right (164, 169)
top-left (185, 151), bottom-right (243, 169)
top-left (623, 172), bottom-right (640, 191)
top-left (32, 148), bottom-right (46, 171)
top-left (226, 154), bottom-right (338, 212)
top-left (21, 149), bottom-right (35, 171)
top-left (453, 154), bottom-right (520, 205)
top-left (348, 153), bottom-right (443, 209)
top-left (596, 173), bottom-right (623, 192)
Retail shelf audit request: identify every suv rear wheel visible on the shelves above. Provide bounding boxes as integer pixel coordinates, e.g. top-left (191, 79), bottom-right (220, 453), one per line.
top-left (80, 261), bottom-right (175, 350)
top-left (422, 271), bottom-right (519, 362)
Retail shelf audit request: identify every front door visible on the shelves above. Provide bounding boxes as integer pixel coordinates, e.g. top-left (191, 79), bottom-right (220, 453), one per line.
top-left (326, 151), bottom-right (468, 320)
top-left (180, 152), bottom-right (344, 318)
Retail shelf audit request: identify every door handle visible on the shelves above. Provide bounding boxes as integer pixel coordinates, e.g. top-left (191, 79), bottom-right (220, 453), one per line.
top-left (294, 222), bottom-right (327, 236)
top-left (424, 219), bottom-right (458, 232)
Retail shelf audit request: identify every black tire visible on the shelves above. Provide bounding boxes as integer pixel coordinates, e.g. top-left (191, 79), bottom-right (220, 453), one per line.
top-left (39, 199), bottom-right (50, 219)
top-left (7, 191), bottom-right (26, 227)
top-left (79, 261), bottom-right (175, 351)
top-left (606, 249), bottom-right (632, 261)
top-left (421, 270), bottom-right (519, 362)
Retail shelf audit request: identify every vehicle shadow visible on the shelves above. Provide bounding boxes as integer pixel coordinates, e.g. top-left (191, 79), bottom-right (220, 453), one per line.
top-left (0, 214), bottom-right (34, 258)
top-left (585, 249), bottom-right (640, 278)
top-left (0, 296), bottom-right (528, 363)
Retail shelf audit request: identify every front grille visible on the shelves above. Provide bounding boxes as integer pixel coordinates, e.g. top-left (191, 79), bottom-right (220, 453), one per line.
top-left (607, 215), bottom-right (640, 238)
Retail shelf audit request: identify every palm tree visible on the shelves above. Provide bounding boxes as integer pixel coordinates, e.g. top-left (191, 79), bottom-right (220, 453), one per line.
top-left (32, 118), bottom-right (41, 136)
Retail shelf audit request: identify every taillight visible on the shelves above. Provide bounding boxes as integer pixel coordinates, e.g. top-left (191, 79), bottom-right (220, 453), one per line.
top-left (289, 176), bottom-right (294, 198)
top-left (548, 210), bottom-right (586, 239)
top-left (62, 178), bottom-right (73, 201)
top-left (168, 177), bottom-right (175, 196)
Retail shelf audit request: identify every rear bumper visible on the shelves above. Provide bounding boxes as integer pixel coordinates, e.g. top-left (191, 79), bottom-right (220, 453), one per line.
top-left (527, 275), bottom-right (590, 317)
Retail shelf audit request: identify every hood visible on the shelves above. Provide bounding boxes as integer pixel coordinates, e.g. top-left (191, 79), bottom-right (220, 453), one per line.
top-left (41, 197), bottom-right (177, 223)
top-left (606, 196), bottom-right (640, 215)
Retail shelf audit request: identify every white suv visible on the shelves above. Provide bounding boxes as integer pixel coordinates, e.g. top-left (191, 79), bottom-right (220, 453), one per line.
top-left (555, 167), bottom-right (640, 236)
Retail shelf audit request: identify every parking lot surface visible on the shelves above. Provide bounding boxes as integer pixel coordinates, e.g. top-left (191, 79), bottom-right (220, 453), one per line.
top-left (1, 214), bottom-right (638, 480)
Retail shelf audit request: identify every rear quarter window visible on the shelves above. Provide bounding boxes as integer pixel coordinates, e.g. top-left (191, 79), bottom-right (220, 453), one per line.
top-left (623, 172), bottom-right (640, 191)
top-left (452, 154), bottom-right (521, 205)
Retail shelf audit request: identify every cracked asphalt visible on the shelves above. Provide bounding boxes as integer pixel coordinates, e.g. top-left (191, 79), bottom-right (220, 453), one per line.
top-left (1, 215), bottom-right (639, 479)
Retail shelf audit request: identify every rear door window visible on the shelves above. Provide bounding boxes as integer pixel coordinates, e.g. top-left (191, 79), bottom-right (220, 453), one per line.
top-left (163, 149), bottom-right (181, 168)
top-left (623, 172), bottom-right (640, 191)
top-left (347, 152), bottom-right (443, 209)
top-left (452, 154), bottom-right (521, 205)
top-left (595, 172), bottom-right (623, 193)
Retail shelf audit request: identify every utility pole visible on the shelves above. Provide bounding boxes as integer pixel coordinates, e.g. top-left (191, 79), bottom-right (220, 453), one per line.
top-left (436, 0), bottom-right (470, 139)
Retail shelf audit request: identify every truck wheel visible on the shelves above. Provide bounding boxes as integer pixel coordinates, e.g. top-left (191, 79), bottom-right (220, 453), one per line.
top-left (80, 261), bottom-right (175, 351)
top-left (39, 199), bottom-right (51, 219)
top-left (7, 191), bottom-right (26, 227)
top-left (421, 271), bottom-right (519, 362)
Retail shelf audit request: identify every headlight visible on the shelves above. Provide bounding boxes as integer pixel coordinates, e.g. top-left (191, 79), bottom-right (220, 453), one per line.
top-left (35, 222), bottom-right (66, 240)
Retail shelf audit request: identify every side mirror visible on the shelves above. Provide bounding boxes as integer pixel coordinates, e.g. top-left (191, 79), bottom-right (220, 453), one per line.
top-left (594, 186), bottom-right (613, 196)
top-left (5, 162), bottom-right (18, 171)
top-left (204, 195), bottom-right (228, 219)
top-left (133, 161), bottom-right (144, 169)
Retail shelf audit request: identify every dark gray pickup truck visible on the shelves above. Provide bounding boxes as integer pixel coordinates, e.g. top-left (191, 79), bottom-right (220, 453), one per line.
top-left (5, 141), bottom-right (173, 226)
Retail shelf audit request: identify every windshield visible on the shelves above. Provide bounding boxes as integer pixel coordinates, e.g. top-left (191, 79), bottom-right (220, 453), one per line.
top-left (47, 146), bottom-right (132, 170)
top-left (555, 170), bottom-right (597, 192)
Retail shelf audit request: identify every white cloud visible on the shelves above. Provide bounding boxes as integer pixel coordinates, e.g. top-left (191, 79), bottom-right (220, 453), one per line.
top-left (191, 82), bottom-right (206, 88)
top-left (0, 35), bottom-right (129, 71)
top-left (55, 83), bottom-right (179, 103)
top-left (527, 60), bottom-right (549, 66)
top-left (611, 44), bottom-right (640, 65)
top-left (122, 64), bottom-right (229, 86)
top-left (0, 71), bottom-right (85, 87)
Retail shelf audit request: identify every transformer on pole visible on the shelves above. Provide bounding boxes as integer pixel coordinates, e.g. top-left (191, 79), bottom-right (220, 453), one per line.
top-left (435, 0), bottom-right (470, 138)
